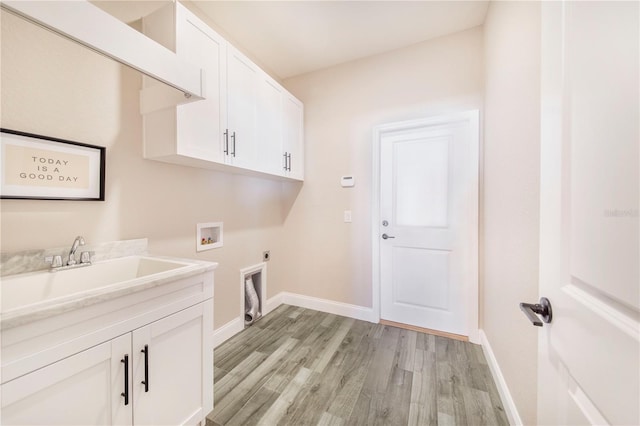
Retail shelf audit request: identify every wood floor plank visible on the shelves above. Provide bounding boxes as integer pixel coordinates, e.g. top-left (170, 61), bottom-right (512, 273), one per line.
top-left (280, 320), bottom-right (374, 425)
top-left (416, 332), bottom-right (437, 353)
top-left (215, 327), bottom-right (280, 372)
top-left (318, 411), bottom-right (345, 426)
top-left (214, 325), bottom-right (262, 365)
top-left (209, 337), bottom-right (300, 425)
top-left (398, 329), bottom-right (418, 372)
top-left (310, 317), bottom-right (354, 372)
top-left (325, 327), bottom-right (377, 420)
top-left (479, 362), bottom-right (510, 426)
top-left (257, 367), bottom-right (313, 425)
top-left (214, 351), bottom-right (269, 399)
top-left (223, 388), bottom-right (280, 426)
top-left (209, 306), bottom-right (510, 426)
top-left (408, 350), bottom-right (438, 426)
top-left (346, 326), bottom-right (403, 425)
top-left (435, 346), bottom-right (469, 425)
top-left (461, 386), bottom-right (500, 426)
top-left (263, 314), bottom-right (346, 395)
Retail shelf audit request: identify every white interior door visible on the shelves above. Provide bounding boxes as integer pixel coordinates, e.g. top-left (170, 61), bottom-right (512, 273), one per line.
top-left (538, 2), bottom-right (639, 425)
top-left (377, 112), bottom-right (478, 337)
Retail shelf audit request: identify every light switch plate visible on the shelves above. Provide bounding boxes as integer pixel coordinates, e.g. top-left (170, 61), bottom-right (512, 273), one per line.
top-left (344, 210), bottom-right (352, 223)
top-left (341, 176), bottom-right (355, 187)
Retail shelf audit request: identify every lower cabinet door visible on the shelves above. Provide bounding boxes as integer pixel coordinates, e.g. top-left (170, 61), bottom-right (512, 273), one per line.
top-left (132, 304), bottom-right (207, 426)
top-left (1, 334), bottom-right (132, 425)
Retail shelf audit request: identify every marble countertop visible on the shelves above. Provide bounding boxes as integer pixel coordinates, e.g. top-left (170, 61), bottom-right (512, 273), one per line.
top-left (1, 241), bottom-right (217, 329)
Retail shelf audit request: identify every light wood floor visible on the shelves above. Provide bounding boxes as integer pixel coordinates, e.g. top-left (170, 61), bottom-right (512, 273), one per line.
top-left (207, 305), bottom-right (509, 426)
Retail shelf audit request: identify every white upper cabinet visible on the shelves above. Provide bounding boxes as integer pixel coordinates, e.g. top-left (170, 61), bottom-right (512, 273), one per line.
top-left (175, 6), bottom-right (226, 163)
top-left (226, 46), bottom-right (260, 169)
top-left (140, 2), bottom-right (304, 181)
top-left (258, 75), bottom-right (285, 175)
top-left (283, 93), bottom-right (305, 180)
top-left (142, 3), bottom-right (226, 165)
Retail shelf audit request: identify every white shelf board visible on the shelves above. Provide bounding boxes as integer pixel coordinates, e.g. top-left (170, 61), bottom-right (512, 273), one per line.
top-left (2, 0), bottom-right (203, 100)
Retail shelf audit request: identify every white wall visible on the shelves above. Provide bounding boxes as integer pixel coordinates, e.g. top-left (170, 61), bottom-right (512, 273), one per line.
top-left (482, 2), bottom-right (541, 424)
top-left (281, 27), bottom-right (483, 309)
top-left (0, 10), bottom-right (292, 329)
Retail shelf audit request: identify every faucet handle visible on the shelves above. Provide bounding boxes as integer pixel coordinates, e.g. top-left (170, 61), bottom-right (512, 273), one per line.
top-left (45, 255), bottom-right (63, 268)
top-left (80, 251), bottom-right (94, 264)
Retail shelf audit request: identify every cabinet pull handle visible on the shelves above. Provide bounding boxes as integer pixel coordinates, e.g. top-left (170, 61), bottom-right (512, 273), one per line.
top-left (231, 132), bottom-right (236, 157)
top-left (141, 345), bottom-right (149, 392)
top-left (283, 152), bottom-right (288, 171)
top-left (223, 130), bottom-right (229, 155)
top-left (121, 355), bottom-right (129, 406)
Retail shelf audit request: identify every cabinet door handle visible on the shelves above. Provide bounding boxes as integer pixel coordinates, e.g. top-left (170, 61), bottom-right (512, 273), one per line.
top-left (141, 345), bottom-right (149, 392)
top-left (121, 354), bottom-right (129, 406)
top-left (223, 130), bottom-right (229, 155)
top-left (231, 132), bottom-right (236, 157)
top-left (287, 153), bottom-right (292, 171)
top-left (283, 152), bottom-right (288, 171)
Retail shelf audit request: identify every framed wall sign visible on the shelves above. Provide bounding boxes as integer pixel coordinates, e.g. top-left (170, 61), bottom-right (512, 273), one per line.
top-left (0, 128), bottom-right (105, 201)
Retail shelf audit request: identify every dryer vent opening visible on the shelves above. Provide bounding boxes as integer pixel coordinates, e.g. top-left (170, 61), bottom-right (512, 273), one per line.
top-left (244, 273), bottom-right (262, 325)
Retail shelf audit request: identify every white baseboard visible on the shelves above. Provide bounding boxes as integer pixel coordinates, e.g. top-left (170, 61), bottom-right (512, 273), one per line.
top-left (479, 330), bottom-right (522, 426)
top-left (263, 291), bottom-right (284, 316)
top-left (212, 316), bottom-right (244, 349)
top-left (280, 292), bottom-right (376, 323)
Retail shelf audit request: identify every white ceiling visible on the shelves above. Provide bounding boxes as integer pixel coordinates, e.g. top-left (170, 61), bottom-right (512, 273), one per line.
top-left (192, 1), bottom-right (489, 79)
top-left (92, 1), bottom-right (489, 81)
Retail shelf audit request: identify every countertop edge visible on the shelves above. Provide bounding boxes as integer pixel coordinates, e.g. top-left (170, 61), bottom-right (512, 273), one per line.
top-left (1, 256), bottom-right (218, 330)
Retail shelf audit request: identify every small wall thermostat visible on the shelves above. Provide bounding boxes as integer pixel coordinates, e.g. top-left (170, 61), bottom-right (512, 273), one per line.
top-left (341, 176), bottom-right (355, 187)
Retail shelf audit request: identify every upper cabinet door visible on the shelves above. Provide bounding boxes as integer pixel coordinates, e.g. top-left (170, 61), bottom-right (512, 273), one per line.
top-left (227, 46), bottom-right (259, 169)
top-left (282, 94), bottom-right (304, 180)
top-left (141, 3), bottom-right (227, 164)
top-left (141, 4), bottom-right (304, 181)
top-left (258, 75), bottom-right (285, 175)
top-left (175, 5), bottom-right (226, 162)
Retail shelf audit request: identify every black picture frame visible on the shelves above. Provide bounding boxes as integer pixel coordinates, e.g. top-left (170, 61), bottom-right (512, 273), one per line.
top-left (0, 128), bottom-right (105, 201)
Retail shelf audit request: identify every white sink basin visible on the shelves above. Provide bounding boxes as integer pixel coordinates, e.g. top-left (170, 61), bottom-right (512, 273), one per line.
top-left (1, 256), bottom-right (193, 313)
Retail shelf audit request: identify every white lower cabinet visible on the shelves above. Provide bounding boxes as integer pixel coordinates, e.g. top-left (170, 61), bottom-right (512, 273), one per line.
top-left (132, 304), bottom-right (208, 425)
top-left (1, 272), bottom-right (214, 426)
top-left (1, 335), bottom-right (131, 425)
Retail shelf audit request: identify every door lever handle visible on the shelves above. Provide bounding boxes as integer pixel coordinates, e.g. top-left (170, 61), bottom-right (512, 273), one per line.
top-left (519, 297), bottom-right (552, 326)
top-left (381, 234), bottom-right (395, 240)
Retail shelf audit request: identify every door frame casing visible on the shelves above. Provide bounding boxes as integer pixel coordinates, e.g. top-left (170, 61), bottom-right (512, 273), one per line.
top-left (371, 110), bottom-right (480, 343)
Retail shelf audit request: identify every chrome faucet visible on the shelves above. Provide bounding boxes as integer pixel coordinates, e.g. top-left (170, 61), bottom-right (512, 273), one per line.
top-left (44, 236), bottom-right (93, 272)
top-left (67, 236), bottom-right (85, 266)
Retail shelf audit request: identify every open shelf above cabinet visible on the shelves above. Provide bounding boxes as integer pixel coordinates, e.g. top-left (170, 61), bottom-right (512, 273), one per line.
top-left (1, 0), bottom-right (204, 102)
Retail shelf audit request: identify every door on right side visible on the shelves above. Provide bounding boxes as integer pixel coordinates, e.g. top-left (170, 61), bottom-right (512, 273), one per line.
top-left (538, 2), bottom-right (639, 425)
